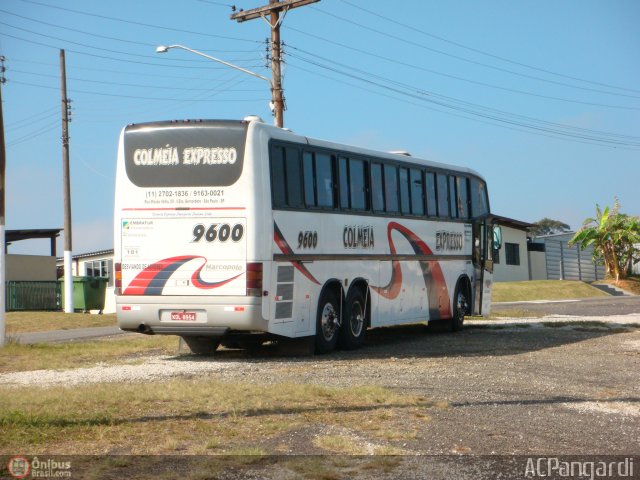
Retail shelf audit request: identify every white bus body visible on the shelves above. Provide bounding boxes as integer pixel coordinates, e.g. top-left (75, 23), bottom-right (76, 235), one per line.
top-left (114, 117), bottom-right (496, 353)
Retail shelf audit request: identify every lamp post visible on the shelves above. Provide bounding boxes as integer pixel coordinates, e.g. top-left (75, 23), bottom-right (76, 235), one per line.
top-left (155, 45), bottom-right (275, 122)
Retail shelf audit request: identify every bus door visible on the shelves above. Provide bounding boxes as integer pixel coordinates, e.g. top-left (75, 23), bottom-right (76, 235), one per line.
top-left (472, 219), bottom-right (500, 316)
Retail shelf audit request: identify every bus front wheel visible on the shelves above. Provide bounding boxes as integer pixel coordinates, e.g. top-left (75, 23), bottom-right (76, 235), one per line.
top-left (315, 289), bottom-right (341, 354)
top-left (452, 282), bottom-right (469, 332)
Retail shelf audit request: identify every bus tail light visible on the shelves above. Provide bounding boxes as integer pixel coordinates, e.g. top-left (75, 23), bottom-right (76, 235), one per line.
top-left (246, 262), bottom-right (263, 297)
top-left (115, 262), bottom-right (122, 294)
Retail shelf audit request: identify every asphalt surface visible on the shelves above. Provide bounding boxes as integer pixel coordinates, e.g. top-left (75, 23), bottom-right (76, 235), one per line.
top-left (492, 295), bottom-right (640, 316)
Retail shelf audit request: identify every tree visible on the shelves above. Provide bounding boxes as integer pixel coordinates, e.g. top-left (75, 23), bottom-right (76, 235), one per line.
top-left (529, 218), bottom-right (571, 237)
top-left (569, 199), bottom-right (640, 282)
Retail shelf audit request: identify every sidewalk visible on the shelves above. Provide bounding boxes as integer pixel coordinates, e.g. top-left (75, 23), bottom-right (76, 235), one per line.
top-left (14, 326), bottom-right (130, 345)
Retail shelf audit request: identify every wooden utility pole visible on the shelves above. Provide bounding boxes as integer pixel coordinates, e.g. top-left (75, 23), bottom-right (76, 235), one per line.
top-left (231, 0), bottom-right (319, 128)
top-left (60, 49), bottom-right (74, 313)
top-left (0, 56), bottom-right (6, 346)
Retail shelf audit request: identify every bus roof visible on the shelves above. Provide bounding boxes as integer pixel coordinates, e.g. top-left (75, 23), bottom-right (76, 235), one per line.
top-left (123, 118), bottom-right (486, 181)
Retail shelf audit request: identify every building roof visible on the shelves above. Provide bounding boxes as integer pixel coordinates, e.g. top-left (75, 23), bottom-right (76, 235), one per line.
top-left (492, 215), bottom-right (535, 231)
top-left (56, 249), bottom-right (114, 262)
top-left (6, 228), bottom-right (62, 243)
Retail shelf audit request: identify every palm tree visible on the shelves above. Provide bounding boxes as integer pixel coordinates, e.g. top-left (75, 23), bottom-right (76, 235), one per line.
top-left (569, 199), bottom-right (640, 283)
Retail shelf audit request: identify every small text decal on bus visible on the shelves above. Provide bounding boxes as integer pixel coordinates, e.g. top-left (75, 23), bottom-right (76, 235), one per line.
top-left (435, 231), bottom-right (463, 251)
top-left (343, 225), bottom-right (375, 249)
top-left (133, 146), bottom-right (237, 166)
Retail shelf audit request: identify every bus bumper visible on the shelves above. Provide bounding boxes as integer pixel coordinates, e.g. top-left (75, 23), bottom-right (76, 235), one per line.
top-left (116, 295), bottom-right (267, 336)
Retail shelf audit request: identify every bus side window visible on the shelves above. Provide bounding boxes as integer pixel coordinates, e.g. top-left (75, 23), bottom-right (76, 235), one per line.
top-left (410, 168), bottom-right (424, 216)
top-left (425, 171), bottom-right (437, 217)
top-left (470, 177), bottom-right (489, 217)
top-left (384, 164), bottom-right (399, 213)
top-left (371, 163), bottom-right (384, 212)
top-left (270, 145), bottom-right (287, 207)
top-left (315, 152), bottom-right (336, 208)
top-left (285, 147), bottom-right (303, 208)
top-left (350, 158), bottom-right (368, 210)
top-left (436, 173), bottom-right (449, 218)
top-left (339, 156), bottom-right (349, 209)
top-left (399, 167), bottom-right (410, 214)
top-left (449, 175), bottom-right (458, 219)
top-left (303, 152), bottom-right (316, 207)
top-left (456, 176), bottom-right (469, 219)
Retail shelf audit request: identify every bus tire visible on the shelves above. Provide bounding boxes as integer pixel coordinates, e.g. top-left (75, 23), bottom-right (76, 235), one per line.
top-left (339, 288), bottom-right (366, 350)
top-left (179, 336), bottom-right (220, 355)
top-left (452, 281), bottom-right (469, 332)
top-left (315, 289), bottom-right (341, 354)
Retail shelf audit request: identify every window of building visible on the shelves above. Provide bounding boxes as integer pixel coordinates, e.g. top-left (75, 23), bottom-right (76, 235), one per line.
top-left (436, 173), bottom-right (449, 218)
top-left (505, 243), bottom-right (520, 265)
top-left (85, 259), bottom-right (113, 287)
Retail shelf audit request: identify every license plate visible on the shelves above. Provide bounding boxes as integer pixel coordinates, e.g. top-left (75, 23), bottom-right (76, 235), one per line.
top-left (170, 311), bottom-right (197, 322)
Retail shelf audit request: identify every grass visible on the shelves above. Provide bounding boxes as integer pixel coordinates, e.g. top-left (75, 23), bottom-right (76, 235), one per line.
top-left (492, 280), bottom-right (607, 303)
top-left (6, 311), bottom-right (117, 334)
top-left (0, 335), bottom-right (177, 373)
top-left (0, 379), bottom-right (439, 455)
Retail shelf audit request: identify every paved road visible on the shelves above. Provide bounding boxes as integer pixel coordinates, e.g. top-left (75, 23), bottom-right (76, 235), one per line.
top-left (492, 295), bottom-right (640, 316)
top-left (15, 326), bottom-right (129, 345)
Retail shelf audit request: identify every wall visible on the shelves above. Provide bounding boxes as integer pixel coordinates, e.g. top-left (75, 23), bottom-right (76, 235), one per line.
top-left (542, 233), bottom-right (605, 281)
top-left (6, 254), bottom-right (57, 281)
top-left (494, 226), bottom-right (529, 282)
top-left (528, 250), bottom-right (547, 280)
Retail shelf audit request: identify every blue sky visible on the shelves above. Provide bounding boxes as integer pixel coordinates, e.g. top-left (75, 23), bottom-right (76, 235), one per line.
top-left (1, 0), bottom-right (639, 255)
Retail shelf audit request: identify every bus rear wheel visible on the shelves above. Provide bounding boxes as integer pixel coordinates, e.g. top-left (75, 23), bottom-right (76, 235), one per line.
top-left (339, 288), bottom-right (366, 350)
top-left (315, 289), bottom-right (341, 354)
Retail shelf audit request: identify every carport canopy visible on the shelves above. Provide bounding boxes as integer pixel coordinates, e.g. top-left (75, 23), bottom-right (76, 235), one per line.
top-left (5, 228), bottom-right (62, 256)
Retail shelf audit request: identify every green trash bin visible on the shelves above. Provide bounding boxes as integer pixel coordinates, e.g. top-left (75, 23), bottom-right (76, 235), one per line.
top-left (59, 276), bottom-right (108, 313)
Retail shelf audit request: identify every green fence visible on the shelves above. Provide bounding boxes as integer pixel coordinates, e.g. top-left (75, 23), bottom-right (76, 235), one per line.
top-left (5, 281), bottom-right (61, 311)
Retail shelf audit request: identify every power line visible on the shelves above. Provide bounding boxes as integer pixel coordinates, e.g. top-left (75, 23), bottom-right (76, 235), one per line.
top-left (0, 9), bottom-right (260, 54)
top-left (339, 0), bottom-right (640, 95)
top-left (309, 5), bottom-right (640, 100)
top-left (284, 28), bottom-right (640, 109)
top-left (0, 21), bottom-right (262, 64)
top-left (7, 119), bottom-right (60, 147)
top-left (1, 32), bottom-right (263, 70)
top-left (287, 45), bottom-right (640, 142)
top-left (12, 69), bottom-right (264, 92)
top-left (287, 59), bottom-right (639, 151)
top-left (18, 0), bottom-right (260, 44)
top-left (11, 80), bottom-right (269, 102)
top-left (286, 50), bottom-right (640, 147)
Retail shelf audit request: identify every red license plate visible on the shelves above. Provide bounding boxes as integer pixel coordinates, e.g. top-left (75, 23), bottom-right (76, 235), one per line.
top-left (170, 311), bottom-right (197, 322)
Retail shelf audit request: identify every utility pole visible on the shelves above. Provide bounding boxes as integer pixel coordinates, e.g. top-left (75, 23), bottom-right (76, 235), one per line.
top-left (231, 0), bottom-right (319, 128)
top-left (0, 56), bottom-right (6, 346)
top-left (60, 49), bottom-right (73, 313)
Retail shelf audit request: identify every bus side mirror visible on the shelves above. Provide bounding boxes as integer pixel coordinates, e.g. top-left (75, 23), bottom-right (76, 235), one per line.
top-left (493, 225), bottom-right (503, 250)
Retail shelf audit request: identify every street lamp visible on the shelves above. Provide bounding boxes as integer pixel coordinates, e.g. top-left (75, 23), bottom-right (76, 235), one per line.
top-left (155, 45), bottom-right (275, 121)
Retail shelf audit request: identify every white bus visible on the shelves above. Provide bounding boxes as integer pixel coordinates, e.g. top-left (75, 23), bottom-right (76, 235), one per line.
top-left (114, 116), bottom-right (500, 354)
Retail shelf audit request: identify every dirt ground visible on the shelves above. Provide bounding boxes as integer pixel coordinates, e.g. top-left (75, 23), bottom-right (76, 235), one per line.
top-left (2, 318), bottom-right (638, 479)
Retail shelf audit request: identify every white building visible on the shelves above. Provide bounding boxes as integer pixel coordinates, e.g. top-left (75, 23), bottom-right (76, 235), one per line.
top-left (492, 215), bottom-right (534, 282)
top-left (55, 249), bottom-right (115, 313)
